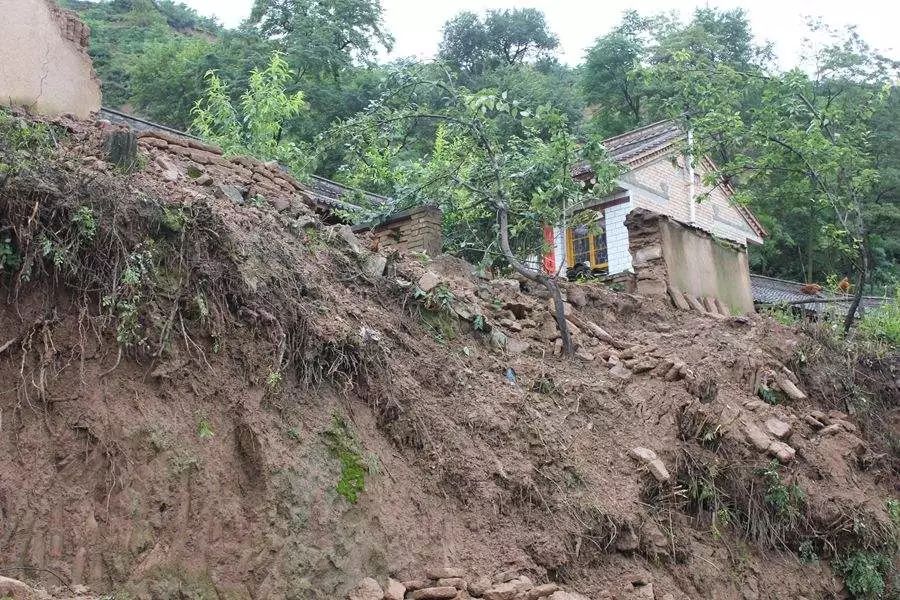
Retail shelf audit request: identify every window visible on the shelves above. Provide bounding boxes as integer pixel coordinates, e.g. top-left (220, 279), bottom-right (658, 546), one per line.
top-left (566, 216), bottom-right (608, 273)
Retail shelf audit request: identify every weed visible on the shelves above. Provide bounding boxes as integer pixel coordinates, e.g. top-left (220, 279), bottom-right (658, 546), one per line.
top-left (857, 288), bottom-right (900, 349)
top-left (323, 415), bottom-right (368, 504)
top-left (757, 386), bottom-right (782, 405)
top-left (835, 551), bottom-right (892, 600)
top-left (250, 195), bottom-right (266, 208)
top-left (0, 235), bottom-right (21, 272)
top-left (761, 304), bottom-right (800, 326)
top-left (473, 314), bottom-right (488, 332)
top-left (887, 499), bottom-right (899, 526)
top-left (196, 417), bottom-right (214, 440)
top-left (160, 206), bottom-right (187, 233)
top-left (266, 370), bottom-right (283, 390)
top-left (102, 245), bottom-right (155, 347)
top-left (798, 540), bottom-right (819, 564)
top-left (286, 427), bottom-right (301, 441)
top-left (757, 460), bottom-right (805, 519)
top-left (71, 205), bottom-right (97, 240)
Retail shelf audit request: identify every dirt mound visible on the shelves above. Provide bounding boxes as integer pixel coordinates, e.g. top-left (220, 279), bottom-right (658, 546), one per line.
top-left (0, 110), bottom-right (897, 600)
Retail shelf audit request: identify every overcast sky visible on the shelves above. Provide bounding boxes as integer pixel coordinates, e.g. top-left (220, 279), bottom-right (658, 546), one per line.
top-left (180, 0), bottom-right (897, 68)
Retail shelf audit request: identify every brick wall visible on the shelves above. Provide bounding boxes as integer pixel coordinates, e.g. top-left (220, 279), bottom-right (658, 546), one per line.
top-left (366, 205), bottom-right (443, 256)
top-left (619, 156), bottom-right (763, 246)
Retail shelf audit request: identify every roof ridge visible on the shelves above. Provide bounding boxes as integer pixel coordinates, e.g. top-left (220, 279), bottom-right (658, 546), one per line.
top-left (601, 118), bottom-right (679, 145)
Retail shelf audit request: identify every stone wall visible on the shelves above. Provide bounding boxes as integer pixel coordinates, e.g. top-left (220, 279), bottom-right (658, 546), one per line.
top-left (626, 209), bottom-right (755, 315)
top-left (362, 205), bottom-right (443, 257)
top-left (0, 0), bottom-right (101, 118)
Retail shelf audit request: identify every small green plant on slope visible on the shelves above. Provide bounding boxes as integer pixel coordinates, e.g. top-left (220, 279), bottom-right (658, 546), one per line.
top-left (835, 551), bottom-right (893, 600)
top-left (887, 498), bottom-right (900, 526)
top-left (0, 235), bottom-right (21, 273)
top-left (196, 417), bottom-right (214, 440)
top-left (323, 415), bottom-right (369, 504)
top-left (102, 244), bottom-right (156, 347)
top-left (757, 460), bottom-right (805, 519)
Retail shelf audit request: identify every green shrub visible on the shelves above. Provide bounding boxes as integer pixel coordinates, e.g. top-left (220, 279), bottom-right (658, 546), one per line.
top-left (835, 551), bottom-right (892, 599)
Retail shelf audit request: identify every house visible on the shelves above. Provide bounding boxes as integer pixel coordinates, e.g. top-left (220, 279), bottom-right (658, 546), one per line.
top-left (545, 120), bottom-right (768, 315)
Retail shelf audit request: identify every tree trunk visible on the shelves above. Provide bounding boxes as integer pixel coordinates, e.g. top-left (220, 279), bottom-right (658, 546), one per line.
top-left (843, 243), bottom-right (868, 333)
top-left (104, 130), bottom-right (139, 172)
top-left (496, 206), bottom-right (574, 356)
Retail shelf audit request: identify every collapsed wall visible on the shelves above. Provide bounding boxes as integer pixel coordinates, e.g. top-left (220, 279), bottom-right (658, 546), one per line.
top-left (0, 0), bottom-right (101, 118)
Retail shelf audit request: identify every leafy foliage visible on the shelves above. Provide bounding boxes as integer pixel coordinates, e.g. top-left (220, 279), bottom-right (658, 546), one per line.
top-left (191, 52), bottom-right (310, 175)
top-left (835, 551), bottom-right (893, 600)
top-left (857, 289), bottom-right (900, 347)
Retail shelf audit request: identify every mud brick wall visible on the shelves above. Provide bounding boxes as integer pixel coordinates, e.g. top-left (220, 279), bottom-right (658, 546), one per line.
top-left (368, 205), bottom-right (443, 256)
top-left (626, 209), bottom-right (668, 298)
top-left (0, 0), bottom-right (101, 118)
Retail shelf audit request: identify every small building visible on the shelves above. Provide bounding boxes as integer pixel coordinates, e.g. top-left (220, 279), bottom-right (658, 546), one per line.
top-left (546, 120), bottom-right (768, 315)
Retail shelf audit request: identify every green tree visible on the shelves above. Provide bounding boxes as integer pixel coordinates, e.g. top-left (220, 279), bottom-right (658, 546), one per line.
top-left (661, 22), bottom-right (898, 330)
top-left (191, 52), bottom-right (310, 175)
top-left (334, 68), bottom-right (619, 354)
top-left (438, 9), bottom-right (559, 77)
top-left (247, 0), bottom-right (393, 77)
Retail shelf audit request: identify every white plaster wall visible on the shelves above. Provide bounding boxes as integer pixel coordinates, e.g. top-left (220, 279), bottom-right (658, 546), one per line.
top-left (605, 200), bottom-right (633, 275)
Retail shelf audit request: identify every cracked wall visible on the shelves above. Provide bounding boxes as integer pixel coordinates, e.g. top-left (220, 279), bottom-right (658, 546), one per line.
top-left (0, 0), bottom-right (101, 118)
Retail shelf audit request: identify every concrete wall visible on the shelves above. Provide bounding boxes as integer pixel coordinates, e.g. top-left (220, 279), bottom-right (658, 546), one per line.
top-left (627, 210), bottom-right (755, 315)
top-left (0, 0), bottom-right (101, 118)
top-left (365, 205), bottom-right (443, 257)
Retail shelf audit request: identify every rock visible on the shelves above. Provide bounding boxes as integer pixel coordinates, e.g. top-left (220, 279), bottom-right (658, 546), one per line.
top-left (610, 364), bottom-right (633, 381)
top-left (803, 415), bottom-right (826, 429)
top-left (582, 321), bottom-right (617, 345)
top-left (196, 173), bottom-right (214, 186)
top-left (636, 278), bottom-right (668, 297)
top-left (629, 447), bottom-right (670, 482)
top-left (668, 285), bottom-right (691, 310)
top-left (765, 418), bottom-right (792, 439)
top-left (348, 577), bottom-right (383, 600)
top-left (468, 577), bottom-right (492, 597)
top-left (215, 183), bottom-right (245, 204)
top-left (491, 330), bottom-right (509, 350)
top-left (483, 582), bottom-right (518, 600)
top-left (743, 422), bottom-right (772, 451)
top-left (768, 440), bottom-right (796, 462)
top-left (384, 578), bottom-right (406, 600)
top-left (632, 359), bottom-right (657, 374)
top-left (744, 399), bottom-right (769, 411)
top-left (418, 272), bottom-right (441, 293)
top-left (664, 362), bottom-right (685, 381)
top-left (566, 286), bottom-right (588, 307)
top-left (0, 576), bottom-right (34, 600)
top-left (402, 580), bottom-right (432, 592)
top-left (525, 584), bottom-right (560, 599)
top-left (426, 568), bottom-right (466, 580)
top-left (362, 253), bottom-right (388, 278)
top-left (808, 410), bottom-right (829, 423)
top-left (436, 578), bottom-right (467, 590)
top-left (819, 423), bottom-right (843, 436)
top-left (409, 587), bottom-right (458, 600)
top-left (575, 349), bottom-right (595, 362)
top-left (833, 418), bottom-right (857, 432)
top-left (334, 224), bottom-right (364, 255)
top-left (775, 376), bottom-right (807, 400)
top-left (493, 570), bottom-right (519, 584)
top-left (684, 293), bottom-right (708, 314)
top-left (270, 196), bottom-right (290, 211)
top-left (506, 337), bottom-right (530, 354)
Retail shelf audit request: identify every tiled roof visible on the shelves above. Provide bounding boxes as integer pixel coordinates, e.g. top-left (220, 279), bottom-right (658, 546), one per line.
top-left (750, 274), bottom-right (886, 316)
top-left (602, 119), bottom-right (684, 167)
